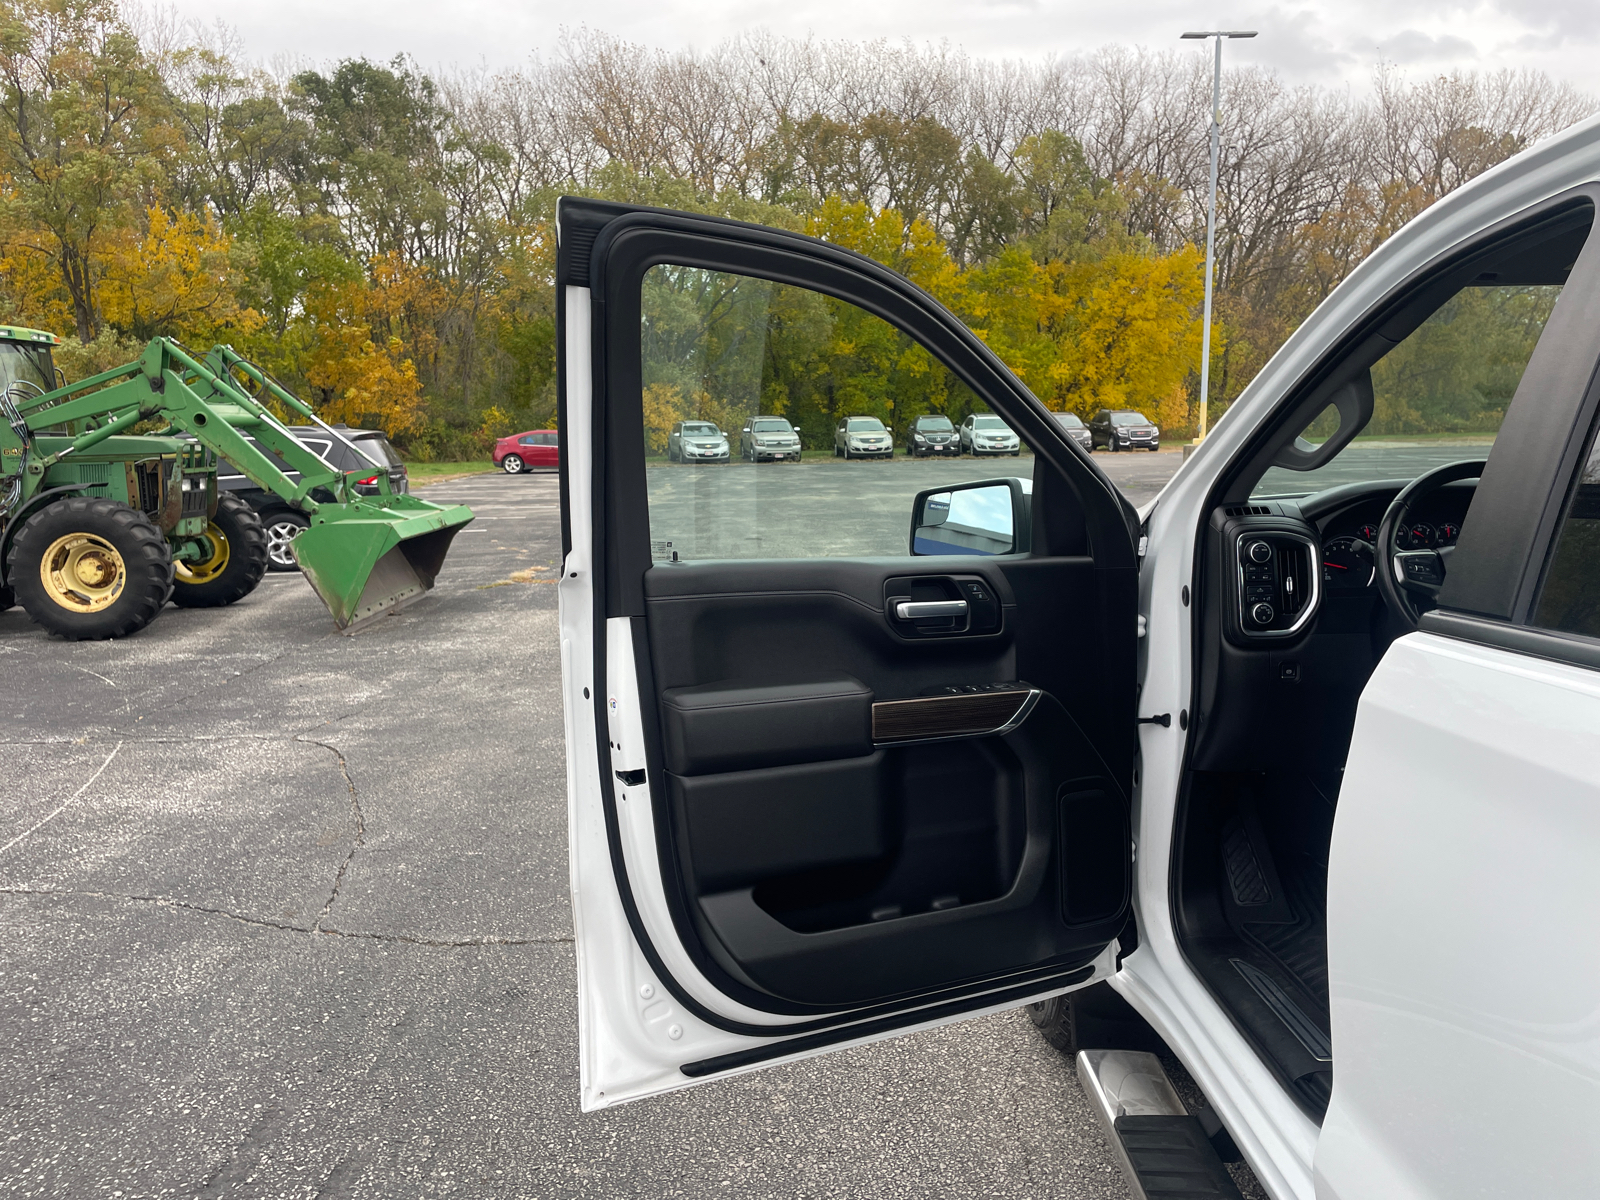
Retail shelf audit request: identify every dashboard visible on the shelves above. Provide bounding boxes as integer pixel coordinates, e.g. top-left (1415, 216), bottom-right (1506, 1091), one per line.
top-left (1302, 480), bottom-right (1477, 596)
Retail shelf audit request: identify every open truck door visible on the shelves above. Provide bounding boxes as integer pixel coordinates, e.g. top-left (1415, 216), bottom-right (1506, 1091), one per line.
top-left (556, 198), bottom-right (1143, 1109)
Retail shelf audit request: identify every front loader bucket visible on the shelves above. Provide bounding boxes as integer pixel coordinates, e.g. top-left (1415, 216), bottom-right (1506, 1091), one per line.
top-left (291, 498), bottom-right (475, 632)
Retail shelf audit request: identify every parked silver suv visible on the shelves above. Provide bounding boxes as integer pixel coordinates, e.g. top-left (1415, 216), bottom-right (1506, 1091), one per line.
top-left (740, 416), bottom-right (802, 461)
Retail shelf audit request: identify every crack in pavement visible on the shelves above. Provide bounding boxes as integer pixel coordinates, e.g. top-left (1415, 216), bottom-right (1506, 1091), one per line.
top-left (292, 734), bottom-right (367, 932)
top-left (0, 732), bottom-right (557, 950)
top-left (0, 888), bottom-right (572, 948)
top-left (0, 733), bottom-right (366, 924)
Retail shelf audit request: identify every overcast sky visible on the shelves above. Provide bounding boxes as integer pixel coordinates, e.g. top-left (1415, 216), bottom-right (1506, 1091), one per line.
top-left (161, 0), bottom-right (1598, 90)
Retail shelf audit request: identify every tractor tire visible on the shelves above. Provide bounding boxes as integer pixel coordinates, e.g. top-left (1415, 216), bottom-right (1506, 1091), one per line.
top-left (263, 510), bottom-right (310, 572)
top-left (8, 497), bottom-right (173, 640)
top-left (171, 492), bottom-right (268, 608)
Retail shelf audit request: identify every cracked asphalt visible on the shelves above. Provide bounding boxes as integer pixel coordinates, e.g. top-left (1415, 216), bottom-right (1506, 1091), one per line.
top-left (0, 456), bottom-right (1269, 1200)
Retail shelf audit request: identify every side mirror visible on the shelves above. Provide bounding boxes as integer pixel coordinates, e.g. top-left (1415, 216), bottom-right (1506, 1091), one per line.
top-left (910, 478), bottom-right (1031, 556)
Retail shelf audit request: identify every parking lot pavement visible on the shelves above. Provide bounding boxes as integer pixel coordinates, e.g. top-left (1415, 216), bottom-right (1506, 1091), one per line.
top-left (646, 449), bottom-right (1185, 561)
top-left (0, 465), bottom-right (1261, 1200)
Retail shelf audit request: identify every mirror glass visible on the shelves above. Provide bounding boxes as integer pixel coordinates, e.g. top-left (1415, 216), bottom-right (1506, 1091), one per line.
top-left (913, 484), bottom-right (1015, 556)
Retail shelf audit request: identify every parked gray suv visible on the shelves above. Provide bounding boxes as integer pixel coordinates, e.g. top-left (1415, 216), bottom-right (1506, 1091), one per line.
top-left (666, 421), bottom-right (730, 463)
top-left (960, 413), bottom-right (1021, 456)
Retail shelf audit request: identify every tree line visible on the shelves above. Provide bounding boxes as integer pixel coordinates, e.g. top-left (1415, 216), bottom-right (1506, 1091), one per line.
top-left (0, 3), bottom-right (1591, 457)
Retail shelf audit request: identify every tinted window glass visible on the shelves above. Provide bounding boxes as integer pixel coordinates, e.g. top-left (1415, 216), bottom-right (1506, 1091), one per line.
top-left (1534, 420), bottom-right (1600, 639)
top-left (639, 264), bottom-right (1033, 561)
top-left (1053, 413), bottom-right (1084, 428)
top-left (681, 422), bottom-right (720, 436)
top-left (1111, 413), bottom-right (1148, 426)
top-left (972, 415), bottom-right (1009, 429)
top-left (917, 416), bottom-right (954, 431)
top-left (752, 418), bottom-right (790, 432)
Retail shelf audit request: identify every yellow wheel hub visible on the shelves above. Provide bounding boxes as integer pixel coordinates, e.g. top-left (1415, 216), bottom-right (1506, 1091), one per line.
top-left (40, 533), bottom-right (127, 613)
top-left (175, 523), bottom-right (230, 586)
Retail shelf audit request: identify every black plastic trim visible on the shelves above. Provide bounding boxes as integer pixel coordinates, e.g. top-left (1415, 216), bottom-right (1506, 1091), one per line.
top-left (679, 963), bottom-right (1095, 1076)
top-left (555, 262), bottom-right (571, 561)
top-left (1442, 190), bottom-right (1600, 620)
top-left (1420, 609), bottom-right (1600, 672)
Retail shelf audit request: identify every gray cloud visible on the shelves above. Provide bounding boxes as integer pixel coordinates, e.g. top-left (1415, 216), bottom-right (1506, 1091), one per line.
top-left (1378, 29), bottom-right (1479, 64)
top-left (159, 0), bottom-right (1600, 92)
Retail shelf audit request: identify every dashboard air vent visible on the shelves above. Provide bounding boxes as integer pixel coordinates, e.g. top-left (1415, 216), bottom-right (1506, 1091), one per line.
top-left (1225, 504), bottom-right (1274, 517)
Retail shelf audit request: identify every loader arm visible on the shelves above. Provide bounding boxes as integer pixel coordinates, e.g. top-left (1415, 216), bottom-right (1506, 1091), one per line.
top-left (17, 337), bottom-right (474, 632)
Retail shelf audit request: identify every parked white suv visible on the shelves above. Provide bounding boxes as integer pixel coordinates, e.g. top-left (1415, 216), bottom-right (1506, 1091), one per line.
top-left (556, 117), bottom-right (1600, 1200)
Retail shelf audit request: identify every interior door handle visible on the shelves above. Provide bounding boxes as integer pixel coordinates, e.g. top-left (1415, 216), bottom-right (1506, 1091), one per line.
top-left (894, 599), bottom-right (968, 619)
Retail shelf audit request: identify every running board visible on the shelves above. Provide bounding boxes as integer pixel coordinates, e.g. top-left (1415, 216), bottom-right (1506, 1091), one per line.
top-left (1076, 1050), bottom-right (1244, 1200)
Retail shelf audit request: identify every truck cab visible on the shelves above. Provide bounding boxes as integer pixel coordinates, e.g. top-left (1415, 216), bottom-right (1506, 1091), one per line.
top-left (557, 118), bottom-right (1600, 1199)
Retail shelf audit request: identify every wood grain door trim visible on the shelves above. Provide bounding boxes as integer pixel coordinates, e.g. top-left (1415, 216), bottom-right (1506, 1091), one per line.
top-left (871, 688), bottom-right (1039, 743)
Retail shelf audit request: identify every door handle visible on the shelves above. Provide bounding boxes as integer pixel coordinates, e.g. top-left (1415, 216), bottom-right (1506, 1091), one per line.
top-left (894, 599), bottom-right (968, 620)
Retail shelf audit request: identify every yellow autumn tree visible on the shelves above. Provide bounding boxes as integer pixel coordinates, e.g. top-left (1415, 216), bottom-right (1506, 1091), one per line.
top-left (1044, 246), bottom-right (1206, 423)
top-left (0, 217), bottom-right (76, 336)
top-left (304, 277), bottom-right (424, 433)
top-left (98, 206), bottom-right (260, 343)
top-left (806, 198), bottom-right (962, 307)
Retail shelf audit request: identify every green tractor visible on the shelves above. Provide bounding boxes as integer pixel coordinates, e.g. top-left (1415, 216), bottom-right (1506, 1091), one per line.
top-left (0, 328), bottom-right (472, 639)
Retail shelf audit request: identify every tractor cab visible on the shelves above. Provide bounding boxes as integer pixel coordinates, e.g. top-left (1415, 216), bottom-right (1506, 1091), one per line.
top-left (0, 325), bottom-right (59, 390)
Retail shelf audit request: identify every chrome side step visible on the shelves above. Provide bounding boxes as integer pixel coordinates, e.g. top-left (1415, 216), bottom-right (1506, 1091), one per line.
top-left (1076, 1050), bottom-right (1244, 1200)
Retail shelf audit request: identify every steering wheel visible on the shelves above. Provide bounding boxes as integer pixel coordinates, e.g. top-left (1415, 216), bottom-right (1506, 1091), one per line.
top-left (1374, 459), bottom-right (1486, 629)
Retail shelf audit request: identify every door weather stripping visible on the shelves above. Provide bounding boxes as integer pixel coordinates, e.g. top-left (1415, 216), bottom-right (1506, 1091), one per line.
top-left (1077, 1050), bottom-right (1244, 1200)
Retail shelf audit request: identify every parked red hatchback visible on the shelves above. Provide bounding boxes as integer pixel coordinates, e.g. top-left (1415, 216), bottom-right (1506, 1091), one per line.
top-left (494, 430), bottom-right (559, 473)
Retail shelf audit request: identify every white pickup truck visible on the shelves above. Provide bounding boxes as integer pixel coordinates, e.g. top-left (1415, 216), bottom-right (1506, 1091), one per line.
top-left (555, 114), bottom-right (1600, 1199)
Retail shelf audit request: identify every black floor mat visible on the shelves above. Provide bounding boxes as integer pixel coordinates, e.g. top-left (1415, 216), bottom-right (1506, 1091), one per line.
top-left (1242, 850), bottom-right (1329, 1017)
top-left (1217, 787), bottom-right (1332, 1033)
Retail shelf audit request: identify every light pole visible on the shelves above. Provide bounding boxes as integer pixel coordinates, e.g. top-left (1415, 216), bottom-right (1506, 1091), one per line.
top-left (1181, 29), bottom-right (1255, 444)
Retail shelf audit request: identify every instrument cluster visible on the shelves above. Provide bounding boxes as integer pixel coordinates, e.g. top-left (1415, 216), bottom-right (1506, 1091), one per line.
top-left (1316, 496), bottom-right (1470, 593)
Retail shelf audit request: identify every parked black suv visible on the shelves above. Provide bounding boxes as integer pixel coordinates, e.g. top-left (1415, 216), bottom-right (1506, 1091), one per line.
top-left (215, 425), bottom-right (409, 571)
top-left (1051, 411), bottom-right (1093, 453)
top-left (906, 413), bottom-right (960, 456)
top-left (1088, 409), bottom-right (1160, 451)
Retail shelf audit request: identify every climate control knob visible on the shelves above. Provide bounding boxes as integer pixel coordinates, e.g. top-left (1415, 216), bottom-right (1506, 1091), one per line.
top-left (1247, 540), bottom-right (1273, 564)
top-left (1251, 602), bottom-right (1275, 625)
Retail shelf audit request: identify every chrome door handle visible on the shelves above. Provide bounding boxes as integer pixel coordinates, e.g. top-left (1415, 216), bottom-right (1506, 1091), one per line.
top-left (894, 599), bottom-right (969, 619)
